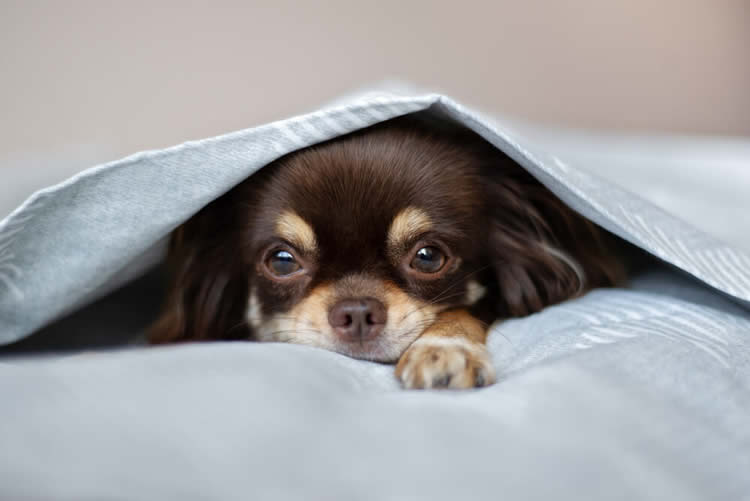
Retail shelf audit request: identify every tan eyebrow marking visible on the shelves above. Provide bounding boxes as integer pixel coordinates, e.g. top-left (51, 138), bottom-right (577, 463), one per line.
top-left (388, 207), bottom-right (432, 250)
top-left (275, 210), bottom-right (318, 254)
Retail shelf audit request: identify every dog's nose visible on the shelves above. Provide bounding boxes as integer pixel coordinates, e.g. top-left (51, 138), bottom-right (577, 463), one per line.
top-left (328, 298), bottom-right (387, 341)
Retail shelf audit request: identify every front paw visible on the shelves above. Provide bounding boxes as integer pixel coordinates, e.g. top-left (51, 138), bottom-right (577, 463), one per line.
top-left (395, 337), bottom-right (496, 390)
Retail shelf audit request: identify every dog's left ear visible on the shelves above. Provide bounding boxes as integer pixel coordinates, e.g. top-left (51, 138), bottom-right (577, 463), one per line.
top-left (484, 165), bottom-right (625, 318)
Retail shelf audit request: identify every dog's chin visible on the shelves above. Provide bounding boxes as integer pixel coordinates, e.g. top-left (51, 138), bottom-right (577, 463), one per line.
top-left (330, 340), bottom-right (406, 363)
top-left (304, 334), bottom-right (416, 364)
top-left (255, 320), bottom-right (422, 363)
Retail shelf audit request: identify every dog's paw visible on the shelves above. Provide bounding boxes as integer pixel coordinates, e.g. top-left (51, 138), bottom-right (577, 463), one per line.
top-left (395, 337), bottom-right (496, 389)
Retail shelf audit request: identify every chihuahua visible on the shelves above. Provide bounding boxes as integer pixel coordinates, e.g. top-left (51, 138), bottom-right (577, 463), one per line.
top-left (149, 115), bottom-right (624, 389)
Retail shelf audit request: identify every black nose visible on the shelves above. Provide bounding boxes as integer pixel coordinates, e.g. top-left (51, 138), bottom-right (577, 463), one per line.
top-left (328, 298), bottom-right (387, 341)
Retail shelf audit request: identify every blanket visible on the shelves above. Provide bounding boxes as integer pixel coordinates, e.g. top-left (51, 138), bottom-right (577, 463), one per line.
top-left (1, 87), bottom-right (749, 500)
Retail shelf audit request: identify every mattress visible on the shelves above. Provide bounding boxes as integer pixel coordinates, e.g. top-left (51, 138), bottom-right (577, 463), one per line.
top-left (1, 86), bottom-right (749, 500)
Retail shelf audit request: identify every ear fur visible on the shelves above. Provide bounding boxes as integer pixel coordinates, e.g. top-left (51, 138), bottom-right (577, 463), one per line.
top-left (148, 194), bottom-right (251, 344)
top-left (484, 160), bottom-right (625, 317)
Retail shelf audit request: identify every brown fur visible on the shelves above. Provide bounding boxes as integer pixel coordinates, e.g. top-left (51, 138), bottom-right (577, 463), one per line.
top-left (149, 114), bottom-right (625, 388)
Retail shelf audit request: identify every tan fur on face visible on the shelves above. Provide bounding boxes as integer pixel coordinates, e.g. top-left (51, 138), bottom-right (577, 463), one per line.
top-left (465, 279), bottom-right (487, 306)
top-left (246, 287), bottom-right (262, 329)
top-left (387, 207), bottom-right (432, 252)
top-left (275, 210), bottom-right (318, 254)
top-left (253, 280), bottom-right (443, 362)
top-left (255, 284), bottom-right (335, 344)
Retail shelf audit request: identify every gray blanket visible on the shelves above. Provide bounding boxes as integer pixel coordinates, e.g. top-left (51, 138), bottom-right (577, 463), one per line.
top-left (1, 87), bottom-right (749, 500)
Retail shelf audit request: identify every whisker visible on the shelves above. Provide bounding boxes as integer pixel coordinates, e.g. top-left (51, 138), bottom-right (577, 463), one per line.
top-left (264, 316), bottom-right (318, 329)
top-left (398, 290), bottom-right (471, 323)
top-left (399, 265), bottom-right (492, 324)
top-left (266, 329), bottom-right (323, 336)
top-left (226, 319), bottom-right (251, 334)
top-left (264, 329), bottom-right (324, 342)
top-left (428, 265), bottom-right (492, 304)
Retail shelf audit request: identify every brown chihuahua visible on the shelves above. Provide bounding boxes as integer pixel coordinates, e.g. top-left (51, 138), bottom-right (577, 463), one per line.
top-left (149, 115), bottom-right (624, 389)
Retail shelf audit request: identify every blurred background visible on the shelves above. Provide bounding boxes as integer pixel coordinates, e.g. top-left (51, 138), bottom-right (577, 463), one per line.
top-left (1, 1), bottom-right (749, 246)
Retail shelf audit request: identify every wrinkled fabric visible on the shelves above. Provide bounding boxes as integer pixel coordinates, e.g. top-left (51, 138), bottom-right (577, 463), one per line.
top-left (0, 87), bottom-right (749, 500)
top-left (1, 269), bottom-right (749, 500)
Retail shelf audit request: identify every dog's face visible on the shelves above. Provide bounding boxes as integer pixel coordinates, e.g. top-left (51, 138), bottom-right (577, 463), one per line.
top-left (242, 125), bottom-right (491, 361)
top-left (150, 116), bottom-right (623, 365)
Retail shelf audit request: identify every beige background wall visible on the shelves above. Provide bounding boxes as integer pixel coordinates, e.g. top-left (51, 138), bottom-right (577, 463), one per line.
top-left (1, 0), bottom-right (749, 219)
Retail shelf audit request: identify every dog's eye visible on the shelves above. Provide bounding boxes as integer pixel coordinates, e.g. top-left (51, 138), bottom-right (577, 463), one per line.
top-left (411, 246), bottom-right (445, 273)
top-left (267, 250), bottom-right (301, 276)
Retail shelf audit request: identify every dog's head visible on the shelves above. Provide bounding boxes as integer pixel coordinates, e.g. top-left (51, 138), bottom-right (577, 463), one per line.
top-left (149, 116), bottom-right (622, 361)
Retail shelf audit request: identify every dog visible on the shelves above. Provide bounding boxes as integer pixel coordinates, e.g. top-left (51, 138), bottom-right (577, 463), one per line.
top-left (149, 114), bottom-right (625, 389)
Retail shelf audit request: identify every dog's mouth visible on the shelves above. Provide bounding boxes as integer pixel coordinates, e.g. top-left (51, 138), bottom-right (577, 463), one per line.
top-left (246, 267), bottom-right (496, 362)
top-left (328, 334), bottom-right (406, 363)
top-left (251, 286), bottom-right (444, 363)
top-left (255, 313), bottom-right (433, 363)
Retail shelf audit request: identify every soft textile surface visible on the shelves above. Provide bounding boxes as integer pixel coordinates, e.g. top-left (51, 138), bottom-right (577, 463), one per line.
top-left (1, 87), bottom-right (749, 500)
top-left (1, 269), bottom-right (749, 500)
top-left (512, 126), bottom-right (750, 253)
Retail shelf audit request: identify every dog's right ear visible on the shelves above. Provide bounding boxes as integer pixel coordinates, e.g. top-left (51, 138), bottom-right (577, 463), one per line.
top-left (482, 159), bottom-right (626, 318)
top-left (148, 194), bottom-right (251, 344)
